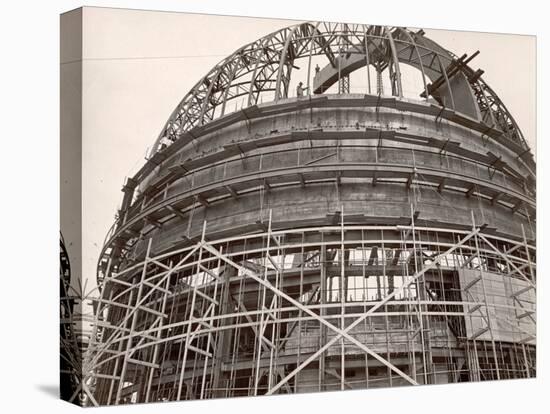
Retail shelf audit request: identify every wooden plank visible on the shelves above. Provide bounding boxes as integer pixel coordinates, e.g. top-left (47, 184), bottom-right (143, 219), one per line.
top-left (511, 285), bottom-right (534, 298)
top-left (471, 327), bottom-right (489, 340)
top-left (463, 276), bottom-right (482, 291)
top-left (468, 303), bottom-right (482, 314)
top-left (224, 185), bottom-right (239, 200)
top-left (517, 310), bottom-right (535, 320)
top-left (193, 287), bottom-right (219, 305)
top-left (127, 358), bottom-right (160, 369)
top-left (187, 344), bottom-right (213, 358)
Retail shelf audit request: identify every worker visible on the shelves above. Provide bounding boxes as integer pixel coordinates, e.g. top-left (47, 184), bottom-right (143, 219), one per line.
top-left (296, 81), bottom-right (309, 98)
top-left (315, 64), bottom-right (320, 74)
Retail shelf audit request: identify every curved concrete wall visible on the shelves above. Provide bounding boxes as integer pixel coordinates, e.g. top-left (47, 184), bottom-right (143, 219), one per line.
top-left (109, 94), bottom-right (534, 264)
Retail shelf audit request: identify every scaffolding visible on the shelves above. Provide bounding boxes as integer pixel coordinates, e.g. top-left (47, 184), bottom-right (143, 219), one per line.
top-left (84, 208), bottom-right (535, 405)
top-left (79, 21), bottom-right (536, 407)
top-left (60, 234), bottom-right (97, 405)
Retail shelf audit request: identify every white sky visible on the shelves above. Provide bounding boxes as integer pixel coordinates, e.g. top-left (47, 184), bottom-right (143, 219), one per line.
top-left (76, 7), bottom-right (536, 288)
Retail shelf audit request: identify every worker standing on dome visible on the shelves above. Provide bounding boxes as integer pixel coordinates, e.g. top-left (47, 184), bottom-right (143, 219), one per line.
top-left (296, 81), bottom-right (309, 98)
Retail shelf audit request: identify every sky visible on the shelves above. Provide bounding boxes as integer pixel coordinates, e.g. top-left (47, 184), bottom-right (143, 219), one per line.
top-left (71, 6), bottom-right (536, 290)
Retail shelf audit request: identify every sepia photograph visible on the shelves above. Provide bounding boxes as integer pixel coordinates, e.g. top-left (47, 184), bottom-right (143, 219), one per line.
top-left (59, 6), bottom-right (538, 407)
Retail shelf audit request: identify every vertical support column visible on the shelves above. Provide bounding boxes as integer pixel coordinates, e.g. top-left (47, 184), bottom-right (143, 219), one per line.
top-left (115, 238), bottom-right (153, 404)
top-left (306, 23), bottom-right (321, 96)
top-left (144, 269), bottom-right (171, 402)
top-left (385, 27), bottom-right (403, 98)
top-left (363, 27), bottom-right (371, 95)
top-left (339, 205), bottom-right (345, 390)
top-left (410, 206), bottom-right (430, 384)
top-left (176, 226), bottom-right (205, 400)
top-left (360, 230), bottom-right (369, 388)
top-left (521, 224), bottom-right (535, 283)
top-left (318, 234), bottom-right (327, 391)
top-left (337, 24), bottom-right (342, 94)
top-left (459, 235), bottom-right (481, 382)
top-left (337, 24), bottom-right (350, 94)
top-left (211, 264), bottom-right (236, 397)
top-left (471, 211), bottom-right (501, 380)
top-left (88, 257), bottom-right (112, 403)
top-left (520, 224), bottom-right (535, 379)
top-left (253, 210), bottom-right (273, 395)
top-left (106, 282), bottom-right (133, 404)
top-left (401, 227), bottom-right (417, 383)
top-left (296, 232), bottom-right (305, 390)
top-left (382, 234), bottom-right (392, 387)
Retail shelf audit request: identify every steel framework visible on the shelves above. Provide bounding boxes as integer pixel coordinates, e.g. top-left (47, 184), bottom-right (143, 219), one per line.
top-left (60, 234), bottom-right (78, 401)
top-left (60, 233), bottom-right (99, 405)
top-left (82, 21), bottom-right (536, 406)
top-left (86, 217), bottom-right (535, 404)
top-left (150, 22), bottom-right (530, 154)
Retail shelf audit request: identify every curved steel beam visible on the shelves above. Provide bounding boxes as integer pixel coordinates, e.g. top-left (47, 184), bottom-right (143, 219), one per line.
top-left (150, 23), bottom-right (528, 154)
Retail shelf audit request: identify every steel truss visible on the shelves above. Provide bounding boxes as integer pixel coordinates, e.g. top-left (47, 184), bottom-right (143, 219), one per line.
top-left (84, 209), bottom-right (536, 405)
top-left (151, 22), bottom-right (529, 154)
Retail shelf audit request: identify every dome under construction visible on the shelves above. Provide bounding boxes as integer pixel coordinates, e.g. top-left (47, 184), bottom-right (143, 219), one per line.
top-left (85, 21), bottom-right (536, 405)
